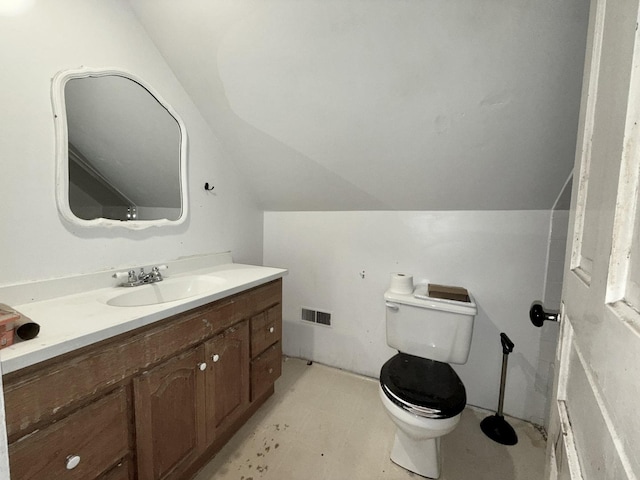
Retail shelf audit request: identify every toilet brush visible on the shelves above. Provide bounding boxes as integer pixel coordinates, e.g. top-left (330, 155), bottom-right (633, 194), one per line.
top-left (480, 332), bottom-right (518, 445)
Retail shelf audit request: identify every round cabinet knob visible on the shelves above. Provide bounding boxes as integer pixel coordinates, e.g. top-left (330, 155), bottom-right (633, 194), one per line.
top-left (198, 362), bottom-right (207, 371)
top-left (268, 368), bottom-right (274, 374)
top-left (268, 327), bottom-right (275, 333)
top-left (212, 354), bottom-right (220, 362)
top-left (66, 455), bottom-right (81, 470)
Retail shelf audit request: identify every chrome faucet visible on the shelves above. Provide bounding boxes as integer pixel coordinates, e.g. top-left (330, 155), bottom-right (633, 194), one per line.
top-left (138, 266), bottom-right (166, 284)
top-left (113, 265), bottom-right (167, 287)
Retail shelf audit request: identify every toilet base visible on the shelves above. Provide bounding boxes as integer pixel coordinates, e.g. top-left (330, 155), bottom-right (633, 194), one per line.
top-left (390, 429), bottom-right (441, 479)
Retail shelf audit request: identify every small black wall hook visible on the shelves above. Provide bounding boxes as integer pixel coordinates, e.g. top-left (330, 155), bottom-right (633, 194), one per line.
top-left (204, 182), bottom-right (215, 191)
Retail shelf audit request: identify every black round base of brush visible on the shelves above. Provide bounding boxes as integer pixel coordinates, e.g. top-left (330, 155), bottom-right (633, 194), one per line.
top-left (481, 414), bottom-right (518, 445)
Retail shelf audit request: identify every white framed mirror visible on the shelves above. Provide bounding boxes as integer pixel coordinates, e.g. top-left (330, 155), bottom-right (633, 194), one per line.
top-left (52, 67), bottom-right (188, 229)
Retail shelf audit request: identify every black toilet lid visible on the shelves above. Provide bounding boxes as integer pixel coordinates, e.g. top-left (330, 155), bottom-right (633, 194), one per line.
top-left (380, 353), bottom-right (466, 419)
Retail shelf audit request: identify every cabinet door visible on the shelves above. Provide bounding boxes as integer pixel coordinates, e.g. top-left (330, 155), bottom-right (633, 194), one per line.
top-left (134, 346), bottom-right (206, 480)
top-left (9, 388), bottom-right (129, 480)
top-left (204, 321), bottom-right (249, 444)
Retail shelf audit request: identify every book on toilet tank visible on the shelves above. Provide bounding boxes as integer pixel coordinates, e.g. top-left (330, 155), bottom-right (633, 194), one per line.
top-left (427, 284), bottom-right (470, 303)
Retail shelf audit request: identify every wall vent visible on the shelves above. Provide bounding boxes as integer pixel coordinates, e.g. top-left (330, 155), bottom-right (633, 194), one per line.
top-left (301, 307), bottom-right (332, 327)
top-left (301, 308), bottom-right (316, 323)
top-left (316, 311), bottom-right (332, 326)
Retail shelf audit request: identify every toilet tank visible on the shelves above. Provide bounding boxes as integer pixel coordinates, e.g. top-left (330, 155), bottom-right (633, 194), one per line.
top-left (384, 286), bottom-right (477, 364)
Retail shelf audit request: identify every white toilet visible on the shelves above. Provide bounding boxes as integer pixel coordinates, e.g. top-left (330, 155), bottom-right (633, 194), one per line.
top-left (379, 284), bottom-right (477, 479)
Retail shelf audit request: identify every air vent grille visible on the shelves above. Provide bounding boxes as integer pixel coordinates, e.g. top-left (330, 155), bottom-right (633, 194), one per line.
top-left (301, 308), bottom-right (316, 323)
top-left (301, 307), bottom-right (332, 327)
top-left (316, 311), bottom-right (331, 326)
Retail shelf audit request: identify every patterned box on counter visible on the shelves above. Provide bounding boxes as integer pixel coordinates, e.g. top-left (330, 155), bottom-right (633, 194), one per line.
top-left (0, 307), bottom-right (19, 349)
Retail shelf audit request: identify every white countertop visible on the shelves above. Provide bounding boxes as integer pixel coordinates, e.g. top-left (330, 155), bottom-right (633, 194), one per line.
top-left (0, 262), bottom-right (287, 374)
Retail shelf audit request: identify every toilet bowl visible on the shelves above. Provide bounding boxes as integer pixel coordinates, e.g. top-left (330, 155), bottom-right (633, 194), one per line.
top-left (379, 385), bottom-right (461, 478)
top-left (380, 284), bottom-right (476, 479)
top-left (379, 353), bottom-right (466, 478)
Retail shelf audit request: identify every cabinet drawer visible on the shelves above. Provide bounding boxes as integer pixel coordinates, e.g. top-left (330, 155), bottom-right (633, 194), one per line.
top-left (250, 304), bottom-right (282, 358)
top-left (251, 342), bottom-right (282, 401)
top-left (237, 279), bottom-right (282, 320)
top-left (9, 388), bottom-right (130, 480)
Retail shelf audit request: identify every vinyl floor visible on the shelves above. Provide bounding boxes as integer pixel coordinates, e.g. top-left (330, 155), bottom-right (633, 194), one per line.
top-left (194, 356), bottom-right (546, 480)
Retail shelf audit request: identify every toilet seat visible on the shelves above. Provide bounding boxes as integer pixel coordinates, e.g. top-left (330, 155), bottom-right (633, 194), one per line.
top-left (380, 353), bottom-right (466, 419)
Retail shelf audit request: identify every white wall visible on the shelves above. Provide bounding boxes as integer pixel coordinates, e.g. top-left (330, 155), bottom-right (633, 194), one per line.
top-left (0, 0), bottom-right (263, 287)
top-left (264, 211), bottom-right (552, 424)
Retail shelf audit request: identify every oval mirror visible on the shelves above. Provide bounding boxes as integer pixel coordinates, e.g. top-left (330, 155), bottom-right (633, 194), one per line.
top-left (52, 67), bottom-right (188, 229)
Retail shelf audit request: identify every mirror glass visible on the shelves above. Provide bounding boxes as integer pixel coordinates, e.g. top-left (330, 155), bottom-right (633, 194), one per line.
top-left (53, 68), bottom-right (188, 228)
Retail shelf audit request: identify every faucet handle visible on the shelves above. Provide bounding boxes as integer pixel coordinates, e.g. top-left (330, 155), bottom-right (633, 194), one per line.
top-left (113, 269), bottom-right (138, 282)
top-left (128, 270), bottom-right (138, 283)
top-left (151, 265), bottom-right (167, 275)
top-left (150, 265), bottom-right (167, 281)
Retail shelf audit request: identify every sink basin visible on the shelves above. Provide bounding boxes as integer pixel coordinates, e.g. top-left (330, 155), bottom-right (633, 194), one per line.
top-left (106, 275), bottom-right (226, 307)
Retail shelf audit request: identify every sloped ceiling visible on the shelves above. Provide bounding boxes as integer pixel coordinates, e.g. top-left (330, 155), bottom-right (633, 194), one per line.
top-left (128, 0), bottom-right (589, 211)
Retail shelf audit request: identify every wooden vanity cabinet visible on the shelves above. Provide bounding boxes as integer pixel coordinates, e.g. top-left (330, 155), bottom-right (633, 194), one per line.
top-left (134, 321), bottom-right (251, 480)
top-left (3, 279), bottom-right (282, 480)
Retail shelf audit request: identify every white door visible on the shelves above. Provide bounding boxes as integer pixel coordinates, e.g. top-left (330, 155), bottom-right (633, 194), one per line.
top-left (546, 0), bottom-right (640, 478)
